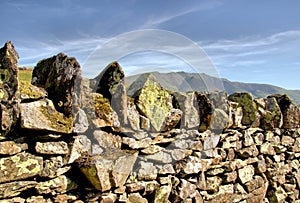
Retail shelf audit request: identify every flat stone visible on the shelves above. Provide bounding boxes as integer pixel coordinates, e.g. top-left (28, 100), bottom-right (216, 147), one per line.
top-left (143, 151), bottom-right (172, 164)
top-left (141, 145), bottom-right (164, 155)
top-left (36, 175), bottom-right (78, 195)
top-left (130, 73), bottom-right (173, 132)
top-left (127, 193), bottom-right (148, 203)
top-left (122, 137), bottom-right (152, 149)
top-left (35, 141), bottom-right (69, 154)
top-left (20, 99), bottom-right (73, 133)
top-left (0, 152), bottom-right (43, 183)
top-left (173, 92), bottom-right (200, 129)
top-left (93, 130), bottom-right (122, 150)
top-left (0, 181), bottom-right (37, 199)
top-left (0, 141), bottom-right (27, 155)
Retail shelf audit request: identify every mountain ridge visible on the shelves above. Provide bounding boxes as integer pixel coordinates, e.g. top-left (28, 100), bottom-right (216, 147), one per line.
top-left (125, 71), bottom-right (300, 105)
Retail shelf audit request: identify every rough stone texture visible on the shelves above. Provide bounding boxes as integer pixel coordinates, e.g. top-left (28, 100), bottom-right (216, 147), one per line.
top-left (18, 81), bottom-right (47, 101)
top-left (228, 92), bottom-right (258, 126)
top-left (92, 93), bottom-right (120, 128)
top-left (196, 93), bottom-right (213, 132)
top-left (0, 152), bottom-right (43, 183)
top-left (160, 108), bottom-right (182, 132)
top-left (20, 99), bottom-right (73, 133)
top-left (173, 92), bottom-right (200, 129)
top-left (0, 141), bottom-right (28, 155)
top-left (0, 41), bottom-right (19, 100)
top-left (35, 175), bottom-right (78, 195)
top-left (32, 52), bottom-right (81, 117)
top-left (131, 74), bottom-right (173, 132)
top-left (78, 150), bottom-right (138, 191)
top-left (270, 94), bottom-right (300, 129)
top-left (95, 61), bottom-right (128, 126)
top-left (0, 102), bottom-right (19, 137)
top-left (0, 181), bottom-right (37, 199)
top-left (35, 141), bottom-right (69, 155)
top-left (260, 97), bottom-right (283, 130)
top-left (127, 99), bottom-right (141, 131)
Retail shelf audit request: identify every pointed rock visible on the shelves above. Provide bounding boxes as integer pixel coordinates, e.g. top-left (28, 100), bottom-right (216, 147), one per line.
top-left (130, 73), bottom-right (174, 132)
top-left (95, 61), bottom-right (128, 126)
top-left (269, 94), bottom-right (300, 129)
top-left (0, 41), bottom-right (19, 100)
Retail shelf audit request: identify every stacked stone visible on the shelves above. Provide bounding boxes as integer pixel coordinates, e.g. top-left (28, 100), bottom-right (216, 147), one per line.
top-left (0, 41), bottom-right (300, 202)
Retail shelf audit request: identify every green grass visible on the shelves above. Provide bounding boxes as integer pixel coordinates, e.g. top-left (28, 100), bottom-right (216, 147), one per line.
top-left (19, 68), bottom-right (33, 83)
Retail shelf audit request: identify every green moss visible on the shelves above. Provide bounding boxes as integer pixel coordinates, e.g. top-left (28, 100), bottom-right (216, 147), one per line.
top-left (94, 94), bottom-right (113, 117)
top-left (18, 81), bottom-right (46, 99)
top-left (40, 105), bottom-right (73, 133)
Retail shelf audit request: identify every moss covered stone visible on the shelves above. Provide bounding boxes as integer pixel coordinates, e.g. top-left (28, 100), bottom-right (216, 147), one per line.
top-left (228, 92), bottom-right (258, 126)
top-left (18, 81), bottom-right (47, 101)
top-left (20, 99), bottom-right (73, 133)
top-left (133, 75), bottom-right (173, 132)
top-left (0, 152), bottom-right (43, 183)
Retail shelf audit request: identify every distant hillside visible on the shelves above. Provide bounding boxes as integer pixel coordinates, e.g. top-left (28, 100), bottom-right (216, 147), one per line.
top-left (125, 71), bottom-right (300, 106)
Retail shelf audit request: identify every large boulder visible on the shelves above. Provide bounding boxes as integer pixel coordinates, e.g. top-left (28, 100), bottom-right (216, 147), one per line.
top-left (0, 41), bottom-right (19, 100)
top-left (95, 61), bottom-right (128, 126)
top-left (130, 74), bottom-right (174, 132)
top-left (228, 92), bottom-right (258, 126)
top-left (269, 94), bottom-right (300, 129)
top-left (32, 53), bottom-right (81, 117)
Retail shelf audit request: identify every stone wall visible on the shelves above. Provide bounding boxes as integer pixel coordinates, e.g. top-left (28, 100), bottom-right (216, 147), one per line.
top-left (0, 41), bottom-right (300, 203)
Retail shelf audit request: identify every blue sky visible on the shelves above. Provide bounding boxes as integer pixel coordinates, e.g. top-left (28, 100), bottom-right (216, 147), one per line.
top-left (1, 0), bottom-right (300, 89)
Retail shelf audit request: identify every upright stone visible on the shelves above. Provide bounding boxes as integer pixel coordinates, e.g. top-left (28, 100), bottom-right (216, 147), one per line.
top-left (0, 41), bottom-right (19, 137)
top-left (32, 53), bottom-right (81, 117)
top-left (228, 92), bottom-right (258, 126)
top-left (0, 41), bottom-right (19, 100)
top-left (269, 94), bottom-right (300, 129)
top-left (130, 73), bottom-right (173, 132)
top-left (173, 92), bottom-right (200, 129)
top-left (95, 61), bottom-right (128, 126)
top-left (196, 93), bottom-right (213, 132)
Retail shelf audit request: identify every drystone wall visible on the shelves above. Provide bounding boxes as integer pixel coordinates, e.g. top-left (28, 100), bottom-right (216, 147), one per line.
top-left (0, 41), bottom-right (300, 203)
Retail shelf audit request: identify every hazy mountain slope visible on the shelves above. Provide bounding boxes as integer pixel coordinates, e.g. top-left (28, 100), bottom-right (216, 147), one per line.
top-left (125, 72), bottom-right (300, 105)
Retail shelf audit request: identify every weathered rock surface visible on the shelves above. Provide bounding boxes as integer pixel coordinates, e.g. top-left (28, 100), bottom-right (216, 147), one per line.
top-left (32, 52), bottom-right (81, 117)
top-left (0, 41), bottom-right (19, 100)
top-left (78, 150), bottom-right (138, 191)
top-left (20, 99), bottom-right (73, 133)
top-left (0, 152), bottom-right (43, 183)
top-left (228, 92), bottom-right (258, 126)
top-left (95, 61), bottom-right (128, 126)
top-left (131, 74), bottom-right (174, 132)
top-left (0, 42), bottom-right (300, 202)
top-left (270, 94), bottom-right (300, 129)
